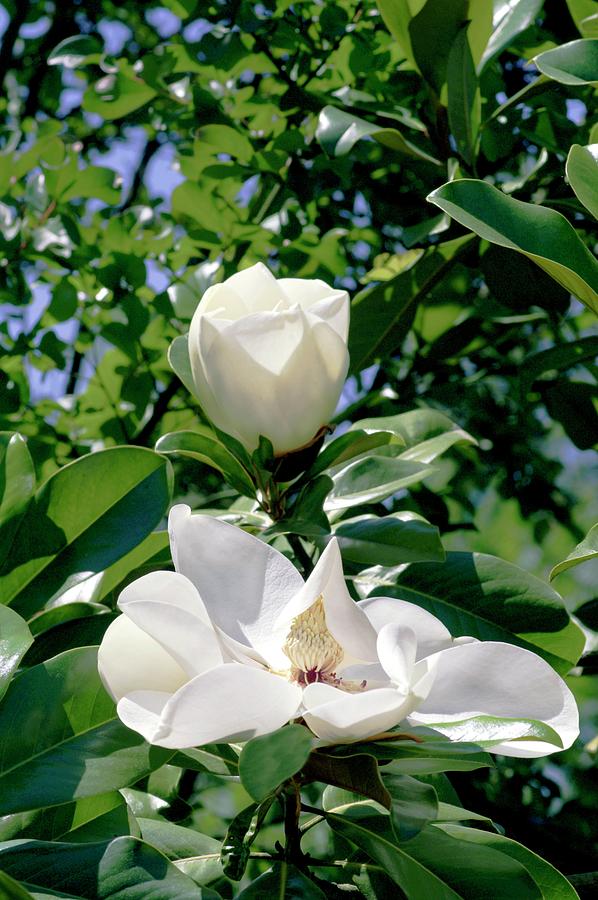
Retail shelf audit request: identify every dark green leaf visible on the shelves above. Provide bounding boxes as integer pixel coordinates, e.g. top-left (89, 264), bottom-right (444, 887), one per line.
top-left (409, 0), bottom-right (469, 93)
top-left (0, 433), bottom-right (35, 569)
top-left (520, 337), bottom-right (598, 397)
top-left (0, 837), bottom-right (202, 899)
top-left (447, 23), bottom-right (480, 166)
top-left (479, 0), bottom-right (544, 71)
top-left (428, 179), bottom-right (598, 313)
top-left (384, 773), bottom-right (439, 841)
top-left (0, 606), bottom-right (32, 701)
top-left (156, 428), bottom-right (255, 497)
top-left (137, 818), bottom-right (222, 885)
top-left (316, 105), bottom-right (440, 165)
top-left (333, 512), bottom-right (444, 566)
top-left (566, 144), bottom-right (598, 219)
top-left (0, 647), bottom-right (171, 816)
top-left (303, 752), bottom-right (391, 808)
top-left (239, 724), bottom-right (313, 801)
top-left (47, 35), bottom-right (103, 68)
top-left (533, 38), bottom-right (598, 84)
top-left (220, 798), bottom-right (275, 881)
top-left (0, 447), bottom-right (172, 618)
top-left (236, 863), bottom-right (327, 898)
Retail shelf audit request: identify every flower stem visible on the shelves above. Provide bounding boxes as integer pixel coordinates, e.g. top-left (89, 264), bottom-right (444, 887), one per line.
top-left (282, 779), bottom-right (304, 866)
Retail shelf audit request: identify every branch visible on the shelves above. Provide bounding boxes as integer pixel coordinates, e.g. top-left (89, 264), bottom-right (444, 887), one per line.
top-left (132, 377), bottom-right (180, 447)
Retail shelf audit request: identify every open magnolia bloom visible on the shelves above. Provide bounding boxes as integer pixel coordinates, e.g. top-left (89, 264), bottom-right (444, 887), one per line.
top-left (98, 505), bottom-right (579, 756)
top-left (187, 262), bottom-right (349, 454)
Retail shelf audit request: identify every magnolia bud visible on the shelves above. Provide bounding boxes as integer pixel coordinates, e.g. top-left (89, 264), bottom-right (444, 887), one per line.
top-left (188, 262), bottom-right (350, 454)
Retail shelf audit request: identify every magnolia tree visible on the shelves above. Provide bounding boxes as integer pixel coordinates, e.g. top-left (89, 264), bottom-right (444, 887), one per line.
top-left (0, 0), bottom-right (597, 898)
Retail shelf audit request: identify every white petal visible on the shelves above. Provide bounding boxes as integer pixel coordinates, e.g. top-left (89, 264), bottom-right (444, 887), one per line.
top-left (168, 506), bottom-right (303, 668)
top-left (302, 683), bottom-right (412, 743)
top-left (278, 278), bottom-right (349, 338)
top-left (118, 664), bottom-right (303, 748)
top-left (409, 641), bottom-right (579, 758)
top-left (118, 570), bottom-right (212, 625)
top-left (279, 539), bottom-right (378, 663)
top-left (377, 624), bottom-right (417, 690)
top-left (98, 615), bottom-right (187, 702)
top-left (224, 262), bottom-right (286, 313)
top-left (226, 308), bottom-right (306, 375)
top-left (196, 282), bottom-right (248, 319)
top-left (188, 313), bottom-right (238, 438)
top-left (358, 596), bottom-right (453, 659)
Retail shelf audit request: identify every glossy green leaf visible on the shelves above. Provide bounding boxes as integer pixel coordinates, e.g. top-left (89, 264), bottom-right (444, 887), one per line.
top-left (328, 451), bottom-right (435, 510)
top-left (0, 791), bottom-right (134, 844)
top-left (374, 552), bottom-right (583, 672)
top-left (423, 716), bottom-right (563, 749)
top-left (47, 35), bottom-right (103, 68)
top-left (333, 512), bottom-right (444, 566)
top-left (0, 837), bottom-right (202, 899)
top-left (533, 38), bottom-right (598, 84)
top-left (550, 523), bottom-right (598, 580)
top-left (479, 0), bottom-right (544, 71)
top-left (440, 823), bottom-right (579, 899)
top-left (566, 0), bottom-right (598, 37)
top-left (352, 409), bottom-right (477, 463)
top-left (0, 433), bottom-right (35, 569)
top-left (349, 237), bottom-right (474, 373)
top-left (0, 447), bottom-right (172, 618)
top-left (21, 612), bottom-right (117, 666)
top-left (384, 773), bottom-right (439, 841)
top-left (303, 751), bottom-right (391, 808)
top-left (316, 105), bottom-right (440, 165)
top-left (408, 0), bottom-right (469, 93)
top-left (156, 428), bottom-right (255, 497)
top-left (239, 724), bottom-right (313, 801)
top-left (308, 430), bottom-right (396, 478)
top-left (520, 336), bottom-right (598, 397)
top-left (328, 735), bottom-right (492, 775)
top-left (447, 23), bottom-right (480, 166)
top-left (220, 798), bottom-right (275, 881)
top-left (236, 863), bottom-right (327, 899)
top-left (83, 71), bottom-right (157, 120)
top-left (566, 143), bottom-right (598, 219)
top-left (0, 647), bottom-right (171, 816)
top-left (428, 179), bottom-right (598, 313)
top-left (328, 813), bottom-right (463, 898)
top-left (137, 818), bottom-right (222, 885)
top-left (0, 606), bottom-right (32, 701)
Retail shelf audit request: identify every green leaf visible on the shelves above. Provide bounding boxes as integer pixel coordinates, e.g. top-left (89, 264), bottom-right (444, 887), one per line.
top-left (137, 818), bottom-right (222, 885)
top-left (0, 447), bottom-right (172, 618)
top-left (239, 724), bottom-right (313, 801)
top-left (333, 512), bottom-right (445, 566)
top-left (422, 716), bottom-right (563, 749)
top-left (352, 409), bottom-right (477, 463)
top-left (21, 612), bottom-right (117, 666)
top-left (327, 735), bottom-right (493, 775)
top-left (533, 38), bottom-right (598, 85)
top-left (409, 0), bottom-right (469, 93)
top-left (61, 166), bottom-right (121, 205)
top-left (156, 428), bottom-right (255, 497)
top-left (479, 0), bottom-right (544, 72)
top-left (0, 647), bottom-right (171, 816)
top-left (0, 606), bottom-right (32, 702)
top-left (0, 791), bottom-right (134, 844)
top-left (566, 144), bottom-right (598, 219)
top-left (0, 837), bottom-right (202, 899)
top-left (349, 237), bottom-right (474, 373)
top-left (427, 179), bottom-right (598, 314)
top-left (303, 752), bottom-right (392, 808)
top-left (220, 798), bottom-right (275, 881)
top-left (373, 552), bottom-right (582, 672)
top-left (520, 337), bottom-right (598, 398)
top-left (328, 814), bottom-right (464, 898)
top-left (447, 23), bottom-right (480, 166)
top-left (83, 71), bottom-right (157, 120)
top-left (550, 523), bottom-right (598, 580)
top-left (384, 773), bottom-right (439, 841)
top-left (437, 824), bottom-right (579, 899)
top-left (566, 0), bottom-right (598, 38)
top-left (328, 451), bottom-right (435, 510)
top-left (47, 35), bottom-right (103, 68)
top-left (316, 105), bottom-right (441, 165)
top-left (0, 433), bottom-right (35, 569)
top-left (308, 430), bottom-right (396, 478)
top-left (236, 863), bottom-right (327, 899)
top-left (574, 597), bottom-right (598, 630)
top-left (0, 871), bottom-right (37, 899)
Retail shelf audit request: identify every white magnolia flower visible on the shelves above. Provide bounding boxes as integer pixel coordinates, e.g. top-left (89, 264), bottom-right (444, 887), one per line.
top-left (98, 505), bottom-right (579, 755)
top-left (187, 262), bottom-right (349, 454)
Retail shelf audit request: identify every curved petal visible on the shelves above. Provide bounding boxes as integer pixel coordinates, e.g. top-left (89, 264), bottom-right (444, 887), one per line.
top-left (278, 279), bottom-right (349, 339)
top-left (223, 262), bottom-right (287, 314)
top-left (377, 624), bottom-right (417, 691)
top-left (118, 664), bottom-right (303, 748)
top-left (279, 539), bottom-right (378, 663)
top-left (358, 596), bottom-right (453, 659)
top-left (168, 506), bottom-right (303, 669)
top-left (98, 615), bottom-right (187, 702)
top-left (409, 641), bottom-right (579, 758)
top-left (302, 682), bottom-right (412, 743)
